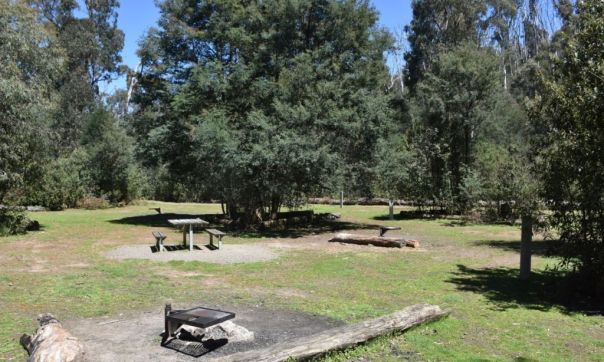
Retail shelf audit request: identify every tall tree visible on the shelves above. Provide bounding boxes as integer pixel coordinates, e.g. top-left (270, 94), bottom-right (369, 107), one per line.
top-left (28, 0), bottom-right (125, 149)
top-left (0, 0), bottom-right (63, 204)
top-left (133, 0), bottom-right (393, 224)
top-left (411, 43), bottom-right (501, 210)
top-left (404, 0), bottom-right (488, 89)
top-left (536, 0), bottom-right (604, 295)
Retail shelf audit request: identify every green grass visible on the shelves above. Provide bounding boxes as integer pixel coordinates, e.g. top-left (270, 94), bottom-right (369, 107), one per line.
top-left (0, 201), bottom-right (602, 361)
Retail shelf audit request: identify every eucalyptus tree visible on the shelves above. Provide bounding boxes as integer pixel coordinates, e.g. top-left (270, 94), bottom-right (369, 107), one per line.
top-left (28, 0), bottom-right (126, 149)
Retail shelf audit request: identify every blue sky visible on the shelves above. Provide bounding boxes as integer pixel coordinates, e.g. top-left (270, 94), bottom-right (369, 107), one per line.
top-left (93, 0), bottom-right (413, 92)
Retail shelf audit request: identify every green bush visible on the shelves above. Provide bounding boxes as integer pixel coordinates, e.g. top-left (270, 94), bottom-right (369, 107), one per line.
top-left (83, 109), bottom-right (148, 204)
top-left (30, 149), bottom-right (92, 210)
top-left (0, 207), bottom-right (31, 236)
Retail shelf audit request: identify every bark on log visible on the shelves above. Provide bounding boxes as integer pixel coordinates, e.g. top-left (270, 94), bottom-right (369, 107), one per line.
top-left (212, 303), bottom-right (448, 362)
top-left (20, 313), bottom-right (85, 362)
top-left (329, 233), bottom-right (404, 248)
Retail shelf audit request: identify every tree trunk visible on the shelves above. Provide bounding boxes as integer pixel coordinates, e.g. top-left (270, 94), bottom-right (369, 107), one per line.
top-left (211, 304), bottom-right (448, 362)
top-left (520, 215), bottom-right (533, 280)
top-left (270, 196), bottom-right (281, 220)
top-left (20, 313), bottom-right (85, 362)
top-left (329, 233), bottom-right (404, 248)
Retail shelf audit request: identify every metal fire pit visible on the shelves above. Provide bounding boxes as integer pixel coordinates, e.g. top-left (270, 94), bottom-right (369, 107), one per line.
top-left (163, 304), bottom-right (235, 343)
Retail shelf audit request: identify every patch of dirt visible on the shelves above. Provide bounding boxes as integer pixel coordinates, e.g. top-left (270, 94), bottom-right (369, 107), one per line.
top-left (104, 244), bottom-right (280, 264)
top-left (429, 240), bottom-right (498, 262)
top-left (164, 271), bottom-right (212, 278)
top-left (245, 287), bottom-right (311, 300)
top-left (485, 254), bottom-right (519, 268)
top-left (64, 304), bottom-right (344, 361)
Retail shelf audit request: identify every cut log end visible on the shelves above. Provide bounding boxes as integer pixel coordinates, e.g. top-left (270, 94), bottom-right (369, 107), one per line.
top-left (21, 313), bottom-right (85, 362)
top-left (405, 239), bottom-right (420, 248)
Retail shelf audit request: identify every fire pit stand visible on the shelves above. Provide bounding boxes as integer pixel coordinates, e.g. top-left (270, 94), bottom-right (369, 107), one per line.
top-left (163, 304), bottom-right (235, 344)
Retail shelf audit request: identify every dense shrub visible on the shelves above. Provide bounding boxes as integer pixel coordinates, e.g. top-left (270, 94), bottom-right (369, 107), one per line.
top-left (83, 109), bottom-right (148, 204)
top-left (28, 149), bottom-right (92, 210)
top-left (0, 207), bottom-right (31, 236)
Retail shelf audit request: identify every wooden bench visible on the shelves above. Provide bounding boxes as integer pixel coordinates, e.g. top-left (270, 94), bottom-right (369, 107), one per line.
top-left (379, 226), bottom-right (401, 237)
top-left (206, 228), bottom-right (226, 249)
top-left (152, 231), bottom-right (167, 252)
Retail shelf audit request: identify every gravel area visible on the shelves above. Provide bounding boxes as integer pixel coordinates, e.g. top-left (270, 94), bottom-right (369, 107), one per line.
top-left (104, 244), bottom-right (279, 264)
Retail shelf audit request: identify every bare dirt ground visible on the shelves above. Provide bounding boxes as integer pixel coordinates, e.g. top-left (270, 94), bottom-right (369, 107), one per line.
top-left (65, 303), bottom-right (344, 362)
top-left (105, 244), bottom-right (281, 264)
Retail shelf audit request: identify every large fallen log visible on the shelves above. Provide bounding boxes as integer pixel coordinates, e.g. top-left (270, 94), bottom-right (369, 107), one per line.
top-left (329, 233), bottom-right (405, 248)
top-left (213, 303), bottom-right (448, 362)
top-left (20, 313), bottom-right (85, 362)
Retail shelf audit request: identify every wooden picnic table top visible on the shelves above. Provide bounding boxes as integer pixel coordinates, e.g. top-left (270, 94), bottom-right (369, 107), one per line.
top-left (167, 218), bottom-right (209, 226)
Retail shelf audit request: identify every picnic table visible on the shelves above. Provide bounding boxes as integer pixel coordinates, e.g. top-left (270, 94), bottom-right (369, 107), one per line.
top-left (168, 218), bottom-right (209, 251)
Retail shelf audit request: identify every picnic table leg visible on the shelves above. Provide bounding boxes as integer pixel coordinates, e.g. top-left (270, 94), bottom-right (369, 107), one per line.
top-left (182, 228), bottom-right (187, 246)
top-left (189, 224), bottom-right (194, 251)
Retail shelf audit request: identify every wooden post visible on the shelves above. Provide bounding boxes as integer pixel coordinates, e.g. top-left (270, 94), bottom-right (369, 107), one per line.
top-left (388, 199), bottom-right (394, 220)
top-left (520, 215), bottom-right (533, 280)
top-left (164, 304), bottom-right (172, 342)
top-left (340, 191), bottom-right (344, 208)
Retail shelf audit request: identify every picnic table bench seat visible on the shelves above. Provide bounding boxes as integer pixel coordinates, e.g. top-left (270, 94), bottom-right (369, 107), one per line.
top-left (152, 231), bottom-right (167, 252)
top-left (205, 228), bottom-right (225, 249)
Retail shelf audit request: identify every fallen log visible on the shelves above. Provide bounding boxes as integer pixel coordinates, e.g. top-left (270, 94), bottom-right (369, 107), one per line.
top-left (213, 303), bottom-right (448, 362)
top-left (20, 313), bottom-right (85, 362)
top-left (329, 233), bottom-right (404, 248)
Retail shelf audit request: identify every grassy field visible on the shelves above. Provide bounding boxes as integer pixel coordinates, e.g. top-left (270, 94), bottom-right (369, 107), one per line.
top-left (0, 202), bottom-right (602, 361)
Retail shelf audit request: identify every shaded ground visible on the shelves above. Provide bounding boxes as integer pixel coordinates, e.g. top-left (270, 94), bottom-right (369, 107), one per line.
top-left (65, 304), bottom-right (344, 362)
top-left (447, 264), bottom-right (604, 315)
top-left (110, 212), bottom-right (379, 239)
top-left (474, 238), bottom-right (562, 257)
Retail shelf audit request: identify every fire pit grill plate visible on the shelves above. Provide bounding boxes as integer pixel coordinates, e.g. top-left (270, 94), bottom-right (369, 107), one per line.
top-left (167, 307), bottom-right (235, 329)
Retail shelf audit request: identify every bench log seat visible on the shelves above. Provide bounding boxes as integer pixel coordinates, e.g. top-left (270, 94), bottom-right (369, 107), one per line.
top-left (206, 228), bottom-right (226, 249)
top-left (379, 226), bottom-right (401, 237)
top-left (152, 231), bottom-right (167, 252)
